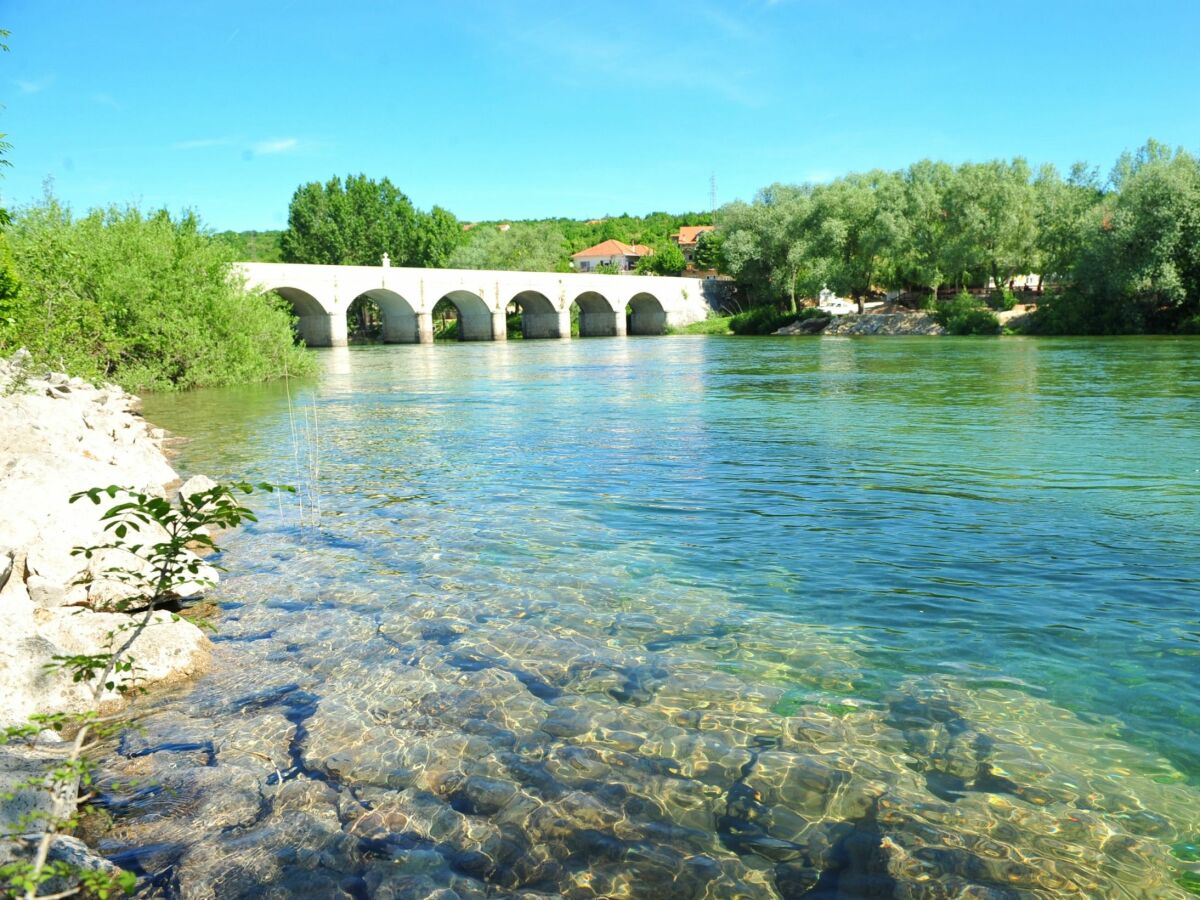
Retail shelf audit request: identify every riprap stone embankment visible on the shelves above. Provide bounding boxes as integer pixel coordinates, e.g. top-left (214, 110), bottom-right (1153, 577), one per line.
top-left (775, 312), bottom-right (946, 336)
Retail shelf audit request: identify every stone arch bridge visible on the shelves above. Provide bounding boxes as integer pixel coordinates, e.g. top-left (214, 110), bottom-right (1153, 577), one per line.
top-left (234, 262), bottom-right (714, 346)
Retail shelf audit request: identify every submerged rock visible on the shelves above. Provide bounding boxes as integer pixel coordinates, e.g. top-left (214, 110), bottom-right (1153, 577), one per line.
top-left (76, 538), bottom-right (1200, 899)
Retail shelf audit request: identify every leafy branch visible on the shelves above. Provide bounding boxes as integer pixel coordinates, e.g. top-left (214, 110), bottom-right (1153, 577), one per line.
top-left (2, 481), bottom-right (289, 899)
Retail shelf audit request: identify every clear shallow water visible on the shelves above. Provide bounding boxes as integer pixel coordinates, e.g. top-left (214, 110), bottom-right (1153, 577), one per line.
top-left (102, 336), bottom-right (1200, 898)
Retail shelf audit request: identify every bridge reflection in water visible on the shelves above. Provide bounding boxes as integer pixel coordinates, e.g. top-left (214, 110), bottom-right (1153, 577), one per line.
top-left (235, 262), bottom-right (715, 346)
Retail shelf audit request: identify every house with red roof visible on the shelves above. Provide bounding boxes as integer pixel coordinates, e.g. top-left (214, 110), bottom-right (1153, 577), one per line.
top-left (570, 239), bottom-right (653, 273)
top-left (669, 225), bottom-right (716, 264)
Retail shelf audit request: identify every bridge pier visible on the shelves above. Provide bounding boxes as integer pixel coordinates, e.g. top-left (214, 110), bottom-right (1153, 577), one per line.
top-left (382, 311), bottom-right (420, 343)
top-left (490, 310), bottom-right (508, 341)
top-left (579, 310), bottom-right (623, 337)
top-left (521, 309), bottom-right (571, 339)
top-left (298, 313), bottom-right (347, 347)
top-left (417, 311), bottom-right (434, 344)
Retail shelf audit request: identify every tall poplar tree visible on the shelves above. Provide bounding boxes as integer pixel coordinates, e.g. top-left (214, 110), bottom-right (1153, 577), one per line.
top-left (281, 175), bottom-right (460, 268)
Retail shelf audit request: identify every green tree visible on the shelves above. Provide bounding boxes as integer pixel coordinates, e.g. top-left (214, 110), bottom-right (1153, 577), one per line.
top-left (899, 159), bottom-right (956, 303)
top-left (692, 230), bottom-right (723, 271)
top-left (809, 170), bottom-right (906, 312)
top-left (1032, 162), bottom-right (1102, 290)
top-left (635, 241), bottom-right (687, 276)
top-left (1047, 141), bottom-right (1200, 332)
top-left (414, 205), bottom-right (463, 268)
top-left (0, 235), bottom-right (22, 332)
top-left (216, 229), bottom-right (283, 262)
top-left (0, 30), bottom-right (18, 333)
top-left (720, 184), bottom-right (815, 312)
top-left (280, 175), bottom-right (459, 268)
top-left (945, 159), bottom-right (1037, 292)
top-left (449, 222), bottom-right (568, 272)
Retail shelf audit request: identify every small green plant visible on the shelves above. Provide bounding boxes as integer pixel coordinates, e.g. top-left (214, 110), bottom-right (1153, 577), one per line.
top-left (1, 481), bottom-right (287, 899)
top-left (0, 349), bottom-right (32, 398)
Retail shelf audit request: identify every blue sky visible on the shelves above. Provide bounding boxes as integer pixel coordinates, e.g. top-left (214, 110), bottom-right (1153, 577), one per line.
top-left (3, 1), bottom-right (1199, 230)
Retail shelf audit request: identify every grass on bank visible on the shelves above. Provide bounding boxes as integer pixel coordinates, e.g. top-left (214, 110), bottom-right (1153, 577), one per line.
top-left (668, 315), bottom-right (734, 335)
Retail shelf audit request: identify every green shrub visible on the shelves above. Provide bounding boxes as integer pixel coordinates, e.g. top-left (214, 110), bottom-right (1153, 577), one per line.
top-left (796, 307), bottom-right (832, 322)
top-left (729, 305), bottom-right (797, 335)
top-left (934, 291), bottom-right (1001, 335)
top-left (635, 241), bottom-right (687, 276)
top-left (1026, 290), bottom-right (1126, 335)
top-left (949, 308), bottom-right (1002, 335)
top-left (1178, 313), bottom-right (1200, 334)
top-left (987, 288), bottom-right (1019, 311)
top-left (3, 194), bottom-right (313, 391)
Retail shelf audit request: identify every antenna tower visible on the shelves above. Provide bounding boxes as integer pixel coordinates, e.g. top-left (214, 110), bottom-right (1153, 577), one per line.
top-left (709, 172), bottom-right (718, 221)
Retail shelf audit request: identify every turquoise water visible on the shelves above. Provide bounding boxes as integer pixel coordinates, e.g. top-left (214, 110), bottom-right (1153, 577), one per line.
top-left (113, 336), bottom-right (1200, 898)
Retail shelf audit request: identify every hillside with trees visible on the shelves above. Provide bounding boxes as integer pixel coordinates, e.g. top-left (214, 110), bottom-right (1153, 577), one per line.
top-left (231, 193), bottom-right (714, 275)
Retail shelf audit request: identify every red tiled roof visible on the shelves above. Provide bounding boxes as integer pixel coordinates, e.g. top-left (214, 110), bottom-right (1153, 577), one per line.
top-left (672, 225), bottom-right (715, 245)
top-left (571, 239), bottom-right (653, 259)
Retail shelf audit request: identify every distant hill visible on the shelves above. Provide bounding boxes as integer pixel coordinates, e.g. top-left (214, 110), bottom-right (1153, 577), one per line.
top-left (219, 211), bottom-right (715, 267)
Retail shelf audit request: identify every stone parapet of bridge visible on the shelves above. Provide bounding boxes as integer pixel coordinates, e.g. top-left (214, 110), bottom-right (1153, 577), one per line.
top-left (233, 262), bottom-right (713, 346)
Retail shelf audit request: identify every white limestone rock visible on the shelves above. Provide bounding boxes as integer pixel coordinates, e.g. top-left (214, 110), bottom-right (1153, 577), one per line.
top-left (179, 474), bottom-right (218, 498)
top-left (0, 353), bottom-right (215, 729)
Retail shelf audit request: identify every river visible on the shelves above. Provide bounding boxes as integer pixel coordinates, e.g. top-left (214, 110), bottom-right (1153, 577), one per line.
top-left (96, 336), bottom-right (1199, 898)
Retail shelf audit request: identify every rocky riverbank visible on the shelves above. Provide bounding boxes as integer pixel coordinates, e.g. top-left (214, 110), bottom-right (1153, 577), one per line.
top-left (0, 351), bottom-right (213, 727)
top-left (775, 312), bottom-right (946, 336)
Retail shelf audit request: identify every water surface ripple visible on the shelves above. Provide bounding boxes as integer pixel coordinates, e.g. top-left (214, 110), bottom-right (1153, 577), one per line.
top-left (103, 336), bottom-right (1200, 898)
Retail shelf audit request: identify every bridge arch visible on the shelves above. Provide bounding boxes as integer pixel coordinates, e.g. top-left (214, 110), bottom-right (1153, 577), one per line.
top-left (266, 285), bottom-right (345, 347)
top-left (353, 288), bottom-right (421, 343)
top-left (234, 262), bottom-right (713, 346)
top-left (433, 289), bottom-right (495, 341)
top-left (572, 290), bottom-right (623, 337)
top-left (628, 292), bottom-right (668, 335)
top-left (508, 289), bottom-right (567, 339)
top-left (270, 285), bottom-right (328, 317)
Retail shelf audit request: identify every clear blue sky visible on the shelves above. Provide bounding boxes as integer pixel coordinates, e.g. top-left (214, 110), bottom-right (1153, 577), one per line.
top-left (3, 1), bottom-right (1199, 231)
